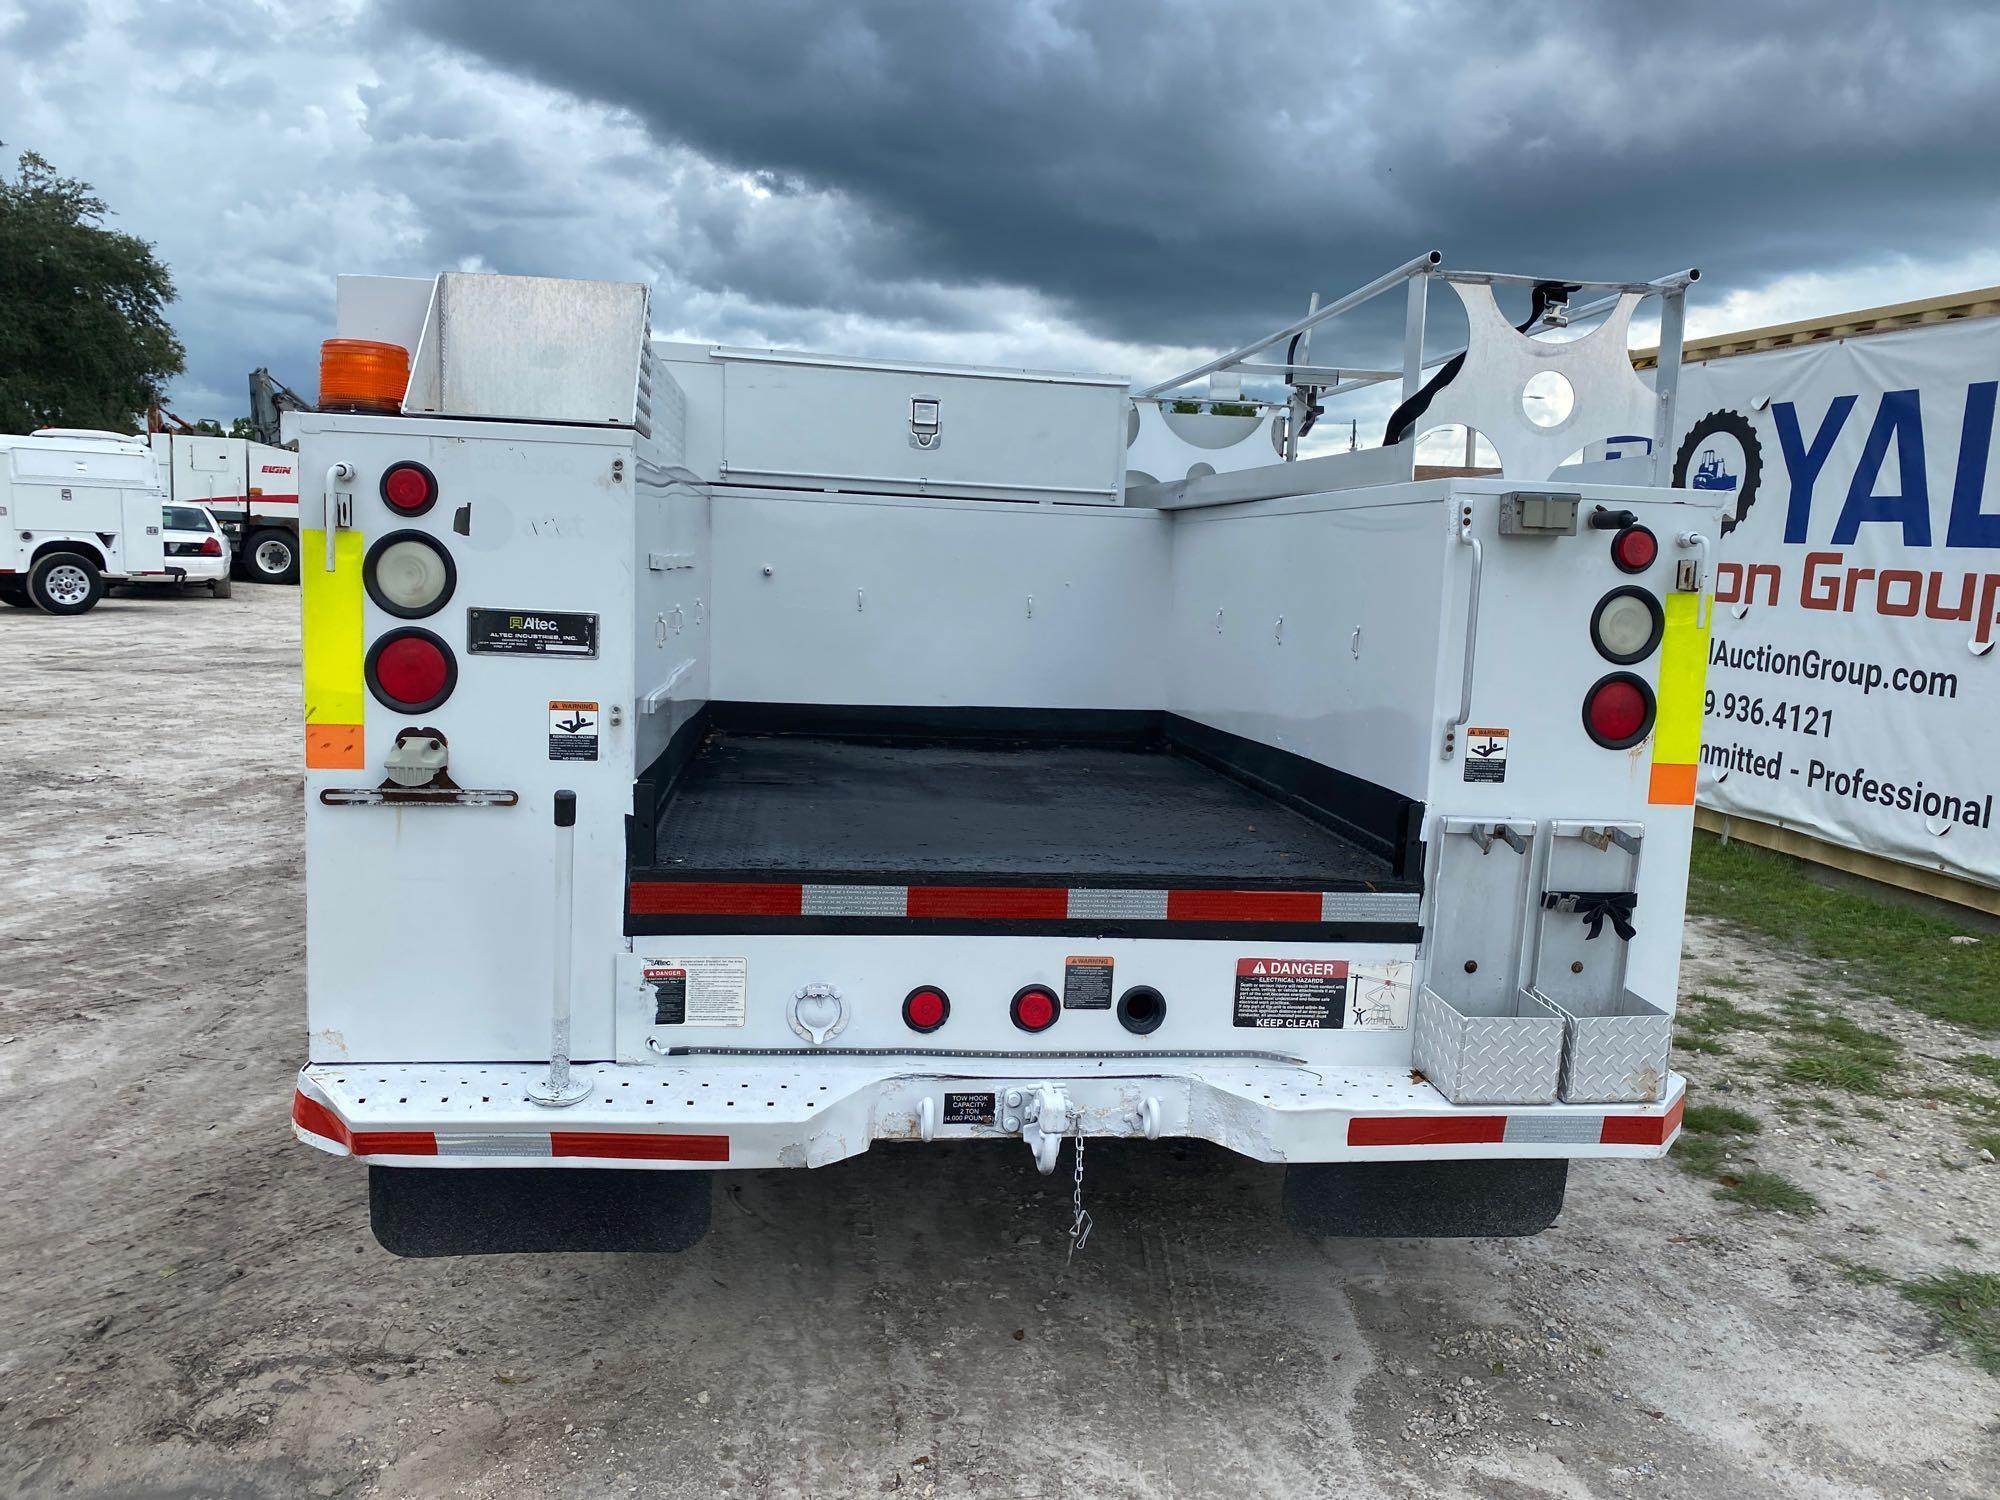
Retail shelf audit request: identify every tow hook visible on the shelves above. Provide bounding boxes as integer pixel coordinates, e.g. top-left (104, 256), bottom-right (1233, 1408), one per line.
top-left (1017, 1083), bottom-right (1073, 1175)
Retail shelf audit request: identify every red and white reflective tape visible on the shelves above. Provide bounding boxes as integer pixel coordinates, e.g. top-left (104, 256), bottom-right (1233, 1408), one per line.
top-left (1347, 1093), bottom-right (1684, 1149)
top-left (292, 1092), bottom-right (729, 1162)
top-left (628, 880), bottom-right (1420, 925)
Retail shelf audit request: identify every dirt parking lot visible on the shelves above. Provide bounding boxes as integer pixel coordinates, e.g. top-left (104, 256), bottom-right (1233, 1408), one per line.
top-left (1, 583), bottom-right (1996, 1499)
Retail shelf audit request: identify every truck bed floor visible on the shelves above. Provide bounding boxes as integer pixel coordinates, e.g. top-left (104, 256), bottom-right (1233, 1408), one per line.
top-left (650, 733), bottom-right (1398, 886)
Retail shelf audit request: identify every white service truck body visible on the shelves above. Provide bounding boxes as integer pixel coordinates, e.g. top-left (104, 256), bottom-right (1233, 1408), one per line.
top-left (289, 266), bottom-right (1718, 1256)
top-left (147, 432), bottom-right (302, 583)
top-left (1, 430), bottom-right (166, 614)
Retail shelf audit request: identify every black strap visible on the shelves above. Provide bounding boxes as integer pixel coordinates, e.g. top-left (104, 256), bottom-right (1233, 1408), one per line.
top-left (1541, 889), bottom-right (1637, 942)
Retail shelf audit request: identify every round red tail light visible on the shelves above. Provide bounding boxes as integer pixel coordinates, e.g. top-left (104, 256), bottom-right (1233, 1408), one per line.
top-left (903, 986), bottom-right (950, 1033)
top-left (1011, 984), bottom-right (1059, 1033)
top-left (1582, 672), bottom-right (1655, 749)
top-left (1611, 524), bottom-right (1658, 573)
top-left (366, 627), bottom-right (457, 713)
top-left (380, 460), bottom-right (438, 516)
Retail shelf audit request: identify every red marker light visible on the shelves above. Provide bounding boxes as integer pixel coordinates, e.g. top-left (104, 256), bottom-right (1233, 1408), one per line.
top-left (380, 460), bottom-right (438, 515)
top-left (1612, 524), bottom-right (1658, 573)
top-left (366, 627), bottom-right (457, 713)
top-left (198, 536), bottom-right (223, 557)
top-left (1011, 985), bottom-right (1059, 1033)
top-left (903, 986), bottom-right (950, 1033)
top-left (1582, 672), bottom-right (1655, 749)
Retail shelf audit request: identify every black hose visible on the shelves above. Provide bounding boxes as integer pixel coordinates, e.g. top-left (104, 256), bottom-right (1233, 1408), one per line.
top-left (1382, 281), bottom-right (1581, 447)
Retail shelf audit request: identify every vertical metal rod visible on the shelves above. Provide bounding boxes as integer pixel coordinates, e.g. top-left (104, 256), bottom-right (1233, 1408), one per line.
top-left (528, 789), bottom-right (590, 1107)
top-left (1284, 291), bottom-right (1320, 462)
top-left (1402, 276), bottom-right (1429, 403)
top-left (322, 463), bottom-right (352, 571)
top-left (1651, 286), bottom-right (1688, 486)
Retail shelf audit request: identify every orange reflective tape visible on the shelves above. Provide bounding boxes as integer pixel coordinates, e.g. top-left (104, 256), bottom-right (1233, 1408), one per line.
top-left (1648, 761), bottom-right (1697, 805)
top-left (305, 722), bottom-right (365, 770)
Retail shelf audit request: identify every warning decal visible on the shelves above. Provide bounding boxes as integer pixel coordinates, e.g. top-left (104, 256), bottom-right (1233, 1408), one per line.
top-left (1464, 726), bottom-right (1509, 783)
top-left (1063, 955), bottom-right (1114, 1009)
top-left (549, 700), bottom-right (600, 761)
top-left (1232, 957), bottom-right (1348, 1029)
top-left (943, 1092), bottom-right (996, 1125)
top-left (1345, 959), bottom-right (1414, 1031)
top-left (641, 956), bottom-right (746, 1028)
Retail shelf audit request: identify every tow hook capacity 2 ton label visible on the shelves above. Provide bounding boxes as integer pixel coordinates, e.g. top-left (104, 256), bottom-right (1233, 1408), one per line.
top-left (1232, 958), bottom-right (1348, 1029)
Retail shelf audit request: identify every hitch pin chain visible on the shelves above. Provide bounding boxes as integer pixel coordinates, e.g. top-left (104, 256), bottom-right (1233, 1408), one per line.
top-left (1064, 1117), bottom-right (1093, 1272)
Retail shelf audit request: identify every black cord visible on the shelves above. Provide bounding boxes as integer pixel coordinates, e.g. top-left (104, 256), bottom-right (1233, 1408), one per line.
top-left (1382, 280), bottom-right (1581, 447)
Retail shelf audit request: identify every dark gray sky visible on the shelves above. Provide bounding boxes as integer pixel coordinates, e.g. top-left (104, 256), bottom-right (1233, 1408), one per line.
top-left (5, 0), bottom-right (1998, 429)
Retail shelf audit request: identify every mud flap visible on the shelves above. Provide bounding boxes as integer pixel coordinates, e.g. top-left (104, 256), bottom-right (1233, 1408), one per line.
top-left (369, 1167), bottom-right (713, 1256)
top-left (1281, 1158), bottom-right (1567, 1238)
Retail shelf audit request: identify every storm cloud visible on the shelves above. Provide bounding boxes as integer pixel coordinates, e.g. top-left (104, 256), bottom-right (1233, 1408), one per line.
top-left (4, 0), bottom-right (1997, 428)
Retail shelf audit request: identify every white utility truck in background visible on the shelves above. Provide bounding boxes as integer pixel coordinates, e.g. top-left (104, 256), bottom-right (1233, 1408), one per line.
top-left (145, 430), bottom-right (302, 584)
top-left (289, 258), bottom-right (1718, 1257)
top-left (1, 430), bottom-right (166, 615)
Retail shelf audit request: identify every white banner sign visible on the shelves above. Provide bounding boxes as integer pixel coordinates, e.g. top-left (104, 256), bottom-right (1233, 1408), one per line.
top-left (1661, 314), bottom-right (2000, 886)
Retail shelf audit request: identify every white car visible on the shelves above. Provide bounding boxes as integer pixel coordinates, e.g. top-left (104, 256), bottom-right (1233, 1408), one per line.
top-left (133, 504), bottom-right (233, 598)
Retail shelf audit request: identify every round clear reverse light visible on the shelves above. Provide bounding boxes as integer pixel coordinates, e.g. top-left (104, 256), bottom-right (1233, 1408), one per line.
top-left (1590, 585), bottom-right (1664, 664)
top-left (365, 531), bottom-right (455, 619)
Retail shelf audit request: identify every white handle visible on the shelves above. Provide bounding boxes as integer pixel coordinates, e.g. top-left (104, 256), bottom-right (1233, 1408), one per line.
top-left (323, 463), bottom-right (354, 571)
top-left (1440, 517), bottom-right (1483, 759)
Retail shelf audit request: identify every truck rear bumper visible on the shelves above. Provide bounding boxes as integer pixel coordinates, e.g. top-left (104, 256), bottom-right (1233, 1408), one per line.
top-left (295, 1059), bottom-right (1685, 1170)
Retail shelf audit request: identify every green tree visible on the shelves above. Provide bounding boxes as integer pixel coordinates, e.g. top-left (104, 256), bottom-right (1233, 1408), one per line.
top-left (0, 149), bottom-right (184, 434)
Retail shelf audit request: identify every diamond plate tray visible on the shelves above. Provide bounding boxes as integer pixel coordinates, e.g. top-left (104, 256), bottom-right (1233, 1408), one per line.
top-left (1539, 989), bottom-right (1671, 1103)
top-left (1412, 986), bottom-right (1565, 1105)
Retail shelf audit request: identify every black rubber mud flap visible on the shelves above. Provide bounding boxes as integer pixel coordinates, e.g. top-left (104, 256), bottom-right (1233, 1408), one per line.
top-left (1281, 1158), bottom-right (1567, 1238)
top-left (370, 1167), bottom-right (713, 1256)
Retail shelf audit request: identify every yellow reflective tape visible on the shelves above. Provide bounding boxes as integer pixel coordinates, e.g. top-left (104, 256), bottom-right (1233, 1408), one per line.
top-left (1649, 591), bottom-right (1711, 802)
top-left (301, 529), bottom-right (366, 768)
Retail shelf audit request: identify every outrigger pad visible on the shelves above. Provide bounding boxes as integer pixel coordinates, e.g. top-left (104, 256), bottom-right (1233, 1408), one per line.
top-left (369, 1167), bottom-right (713, 1256)
top-left (1282, 1158), bottom-right (1567, 1239)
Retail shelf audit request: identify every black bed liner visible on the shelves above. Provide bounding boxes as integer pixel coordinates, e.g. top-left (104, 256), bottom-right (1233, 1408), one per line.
top-left (626, 704), bottom-right (1424, 940)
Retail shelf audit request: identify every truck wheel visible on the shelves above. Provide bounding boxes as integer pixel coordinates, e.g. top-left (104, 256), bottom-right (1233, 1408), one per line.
top-left (209, 576), bottom-right (234, 599)
top-left (246, 529), bottom-right (300, 584)
top-left (368, 1166), bottom-right (713, 1257)
top-left (1282, 1158), bottom-right (1568, 1238)
top-left (27, 552), bottom-right (106, 615)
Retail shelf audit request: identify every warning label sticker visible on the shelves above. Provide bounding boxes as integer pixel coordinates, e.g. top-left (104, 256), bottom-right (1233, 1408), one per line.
top-left (549, 700), bottom-right (599, 761)
top-left (942, 1092), bottom-right (996, 1126)
top-left (1345, 958), bottom-right (1414, 1031)
top-left (1232, 957), bottom-right (1349, 1029)
top-left (1464, 726), bottom-right (1509, 783)
top-left (1063, 955), bottom-right (1114, 1009)
top-left (641, 956), bottom-right (746, 1028)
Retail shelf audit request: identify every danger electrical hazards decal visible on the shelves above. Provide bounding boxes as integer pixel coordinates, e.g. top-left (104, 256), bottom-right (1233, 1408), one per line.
top-left (1232, 957), bottom-right (1414, 1030)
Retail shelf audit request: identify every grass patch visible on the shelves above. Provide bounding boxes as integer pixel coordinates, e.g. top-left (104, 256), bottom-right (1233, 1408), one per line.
top-left (1899, 1271), bottom-right (2000, 1374)
top-left (1676, 1032), bottom-right (1730, 1056)
top-left (1680, 994), bottom-right (1775, 1035)
top-left (1822, 1253), bottom-right (1892, 1287)
top-left (1689, 836), bottom-right (2000, 1032)
top-left (1716, 1169), bottom-right (1819, 1215)
top-left (1854, 1103), bottom-right (1890, 1123)
top-left (1684, 1102), bottom-right (1761, 1135)
top-left (1672, 1133), bottom-right (1731, 1177)
top-left (1970, 1129), bottom-right (2000, 1159)
top-left (1959, 1054), bottom-right (2000, 1088)
top-left (1781, 1053), bottom-right (1892, 1094)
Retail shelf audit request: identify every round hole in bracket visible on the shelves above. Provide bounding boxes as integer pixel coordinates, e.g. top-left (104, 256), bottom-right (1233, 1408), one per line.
top-left (1463, 959), bottom-right (1478, 973)
top-left (1522, 369), bottom-right (1575, 428)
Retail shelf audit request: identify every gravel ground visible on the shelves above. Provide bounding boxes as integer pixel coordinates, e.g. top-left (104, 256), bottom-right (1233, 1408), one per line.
top-left (1, 584), bottom-right (1995, 1499)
